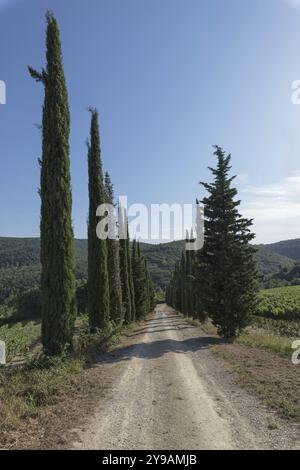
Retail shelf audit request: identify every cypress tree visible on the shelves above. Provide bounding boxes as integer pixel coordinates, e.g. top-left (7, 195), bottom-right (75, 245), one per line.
top-left (119, 208), bottom-right (132, 323)
top-left (193, 246), bottom-right (207, 322)
top-left (166, 281), bottom-right (170, 306)
top-left (168, 270), bottom-right (177, 310)
top-left (145, 258), bottom-right (155, 312)
top-left (104, 172), bottom-right (124, 324)
top-left (87, 108), bottom-right (110, 330)
top-left (185, 231), bottom-right (194, 316)
top-left (29, 12), bottom-right (76, 355)
top-left (167, 246), bottom-right (195, 316)
top-left (199, 146), bottom-right (257, 338)
top-left (132, 240), bottom-right (148, 319)
top-left (176, 261), bottom-right (182, 312)
top-left (170, 261), bottom-right (182, 312)
top-left (188, 229), bottom-right (197, 318)
top-left (180, 252), bottom-right (188, 316)
top-left (127, 224), bottom-right (136, 322)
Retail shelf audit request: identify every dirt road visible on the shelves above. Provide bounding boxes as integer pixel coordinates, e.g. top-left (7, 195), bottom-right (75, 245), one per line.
top-left (70, 304), bottom-right (299, 450)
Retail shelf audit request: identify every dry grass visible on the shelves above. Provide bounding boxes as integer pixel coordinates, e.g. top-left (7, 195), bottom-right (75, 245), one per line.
top-left (179, 311), bottom-right (300, 421)
top-left (211, 344), bottom-right (300, 422)
top-left (182, 312), bottom-right (298, 359)
top-left (0, 356), bottom-right (83, 447)
top-left (0, 312), bottom-right (154, 448)
top-left (237, 329), bottom-right (296, 358)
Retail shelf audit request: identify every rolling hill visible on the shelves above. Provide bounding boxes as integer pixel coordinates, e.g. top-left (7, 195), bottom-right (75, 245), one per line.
top-left (0, 236), bottom-right (299, 304)
top-left (259, 238), bottom-right (300, 261)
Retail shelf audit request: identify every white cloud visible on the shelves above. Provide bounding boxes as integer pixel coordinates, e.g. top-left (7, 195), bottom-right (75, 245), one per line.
top-left (235, 173), bottom-right (249, 184)
top-left (282, 0), bottom-right (300, 11)
top-left (240, 174), bottom-right (300, 244)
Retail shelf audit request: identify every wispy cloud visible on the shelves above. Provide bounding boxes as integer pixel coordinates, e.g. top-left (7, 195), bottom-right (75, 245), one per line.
top-left (282, 0), bottom-right (300, 11)
top-left (235, 173), bottom-right (249, 184)
top-left (240, 174), bottom-right (300, 244)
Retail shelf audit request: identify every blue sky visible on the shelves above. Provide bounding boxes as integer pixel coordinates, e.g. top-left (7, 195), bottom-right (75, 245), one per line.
top-left (1, 0), bottom-right (300, 243)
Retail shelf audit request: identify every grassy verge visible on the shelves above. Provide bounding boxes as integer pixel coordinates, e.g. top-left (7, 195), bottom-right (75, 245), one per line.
top-left (237, 315), bottom-right (299, 358)
top-left (211, 346), bottom-right (300, 422)
top-left (236, 329), bottom-right (296, 358)
top-left (0, 312), bottom-right (151, 446)
top-left (180, 312), bottom-right (300, 422)
top-left (0, 356), bottom-right (83, 435)
top-left (183, 314), bottom-right (298, 358)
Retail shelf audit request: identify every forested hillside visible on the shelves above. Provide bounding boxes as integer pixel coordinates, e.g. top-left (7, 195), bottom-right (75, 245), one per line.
top-left (0, 237), bottom-right (87, 269)
top-left (0, 236), bottom-right (299, 305)
top-left (0, 238), bottom-right (88, 303)
top-left (260, 238), bottom-right (300, 261)
top-left (254, 245), bottom-right (295, 276)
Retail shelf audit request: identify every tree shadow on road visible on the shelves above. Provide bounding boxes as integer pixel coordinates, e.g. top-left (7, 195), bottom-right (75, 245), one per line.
top-left (143, 315), bottom-right (179, 323)
top-left (97, 336), bottom-right (226, 364)
top-left (126, 324), bottom-right (195, 337)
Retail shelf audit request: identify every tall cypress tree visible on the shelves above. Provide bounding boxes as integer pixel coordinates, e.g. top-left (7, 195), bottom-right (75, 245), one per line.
top-left (174, 261), bottom-right (182, 312)
top-left (180, 252), bottom-right (188, 316)
top-left (145, 258), bottom-right (155, 312)
top-left (185, 231), bottom-right (194, 316)
top-left (87, 108), bottom-right (110, 330)
top-left (127, 223), bottom-right (136, 322)
top-left (132, 240), bottom-right (147, 319)
top-left (104, 172), bottom-right (123, 324)
top-left (119, 208), bottom-right (132, 323)
top-left (29, 12), bottom-right (76, 355)
top-left (132, 241), bottom-right (154, 319)
top-left (199, 146), bottom-right (257, 338)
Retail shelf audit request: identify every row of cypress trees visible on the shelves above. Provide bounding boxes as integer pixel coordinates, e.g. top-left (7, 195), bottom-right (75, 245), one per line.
top-left (165, 232), bottom-right (206, 323)
top-left (29, 12), bottom-right (154, 356)
top-left (87, 108), bottom-right (155, 331)
top-left (166, 146), bottom-right (258, 339)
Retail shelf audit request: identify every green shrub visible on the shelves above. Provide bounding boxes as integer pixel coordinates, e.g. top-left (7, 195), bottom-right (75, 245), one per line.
top-left (256, 285), bottom-right (300, 321)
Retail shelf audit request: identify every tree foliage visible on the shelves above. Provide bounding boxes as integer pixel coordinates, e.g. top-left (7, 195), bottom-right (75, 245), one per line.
top-left (29, 12), bottom-right (76, 355)
top-left (87, 109), bottom-right (110, 330)
top-left (119, 209), bottom-right (132, 324)
top-left (104, 172), bottom-right (124, 324)
top-left (167, 146), bottom-right (258, 338)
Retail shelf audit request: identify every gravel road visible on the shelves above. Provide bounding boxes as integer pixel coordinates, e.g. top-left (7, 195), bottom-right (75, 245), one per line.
top-left (71, 304), bottom-right (299, 450)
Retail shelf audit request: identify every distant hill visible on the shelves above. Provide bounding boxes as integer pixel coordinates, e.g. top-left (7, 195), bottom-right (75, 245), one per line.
top-left (0, 237), bottom-right (184, 301)
top-left (140, 239), bottom-right (297, 289)
top-left (253, 244), bottom-right (295, 276)
top-left (0, 237), bottom-right (87, 271)
top-left (139, 240), bottom-right (184, 291)
top-left (260, 238), bottom-right (300, 261)
top-left (0, 236), bottom-right (299, 303)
